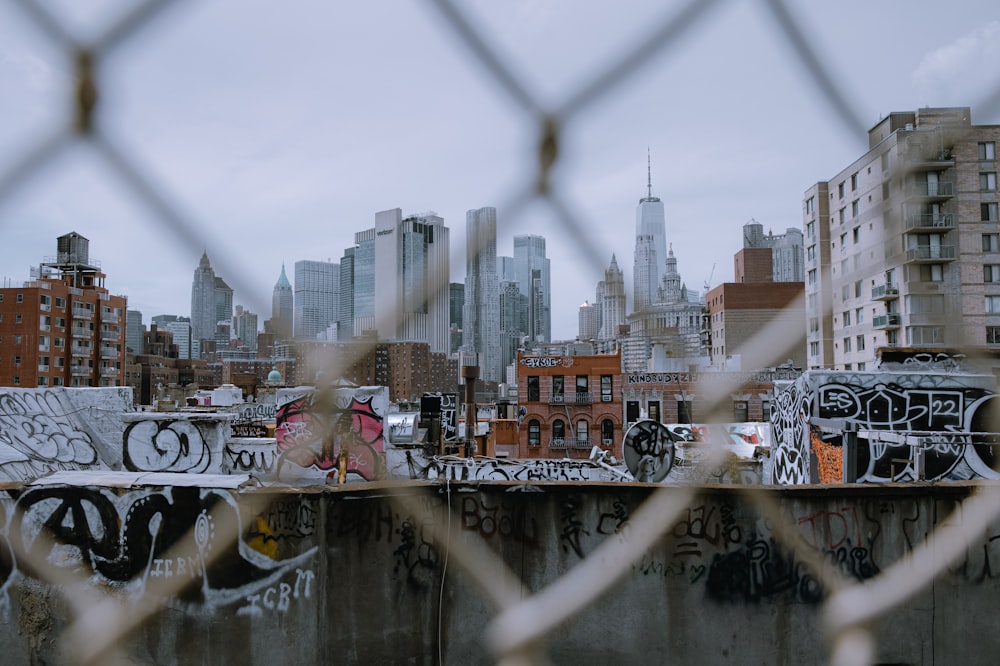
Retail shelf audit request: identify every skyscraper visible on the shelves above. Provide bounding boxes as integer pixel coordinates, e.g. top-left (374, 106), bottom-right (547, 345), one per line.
top-left (578, 300), bottom-right (599, 340)
top-left (463, 206), bottom-right (501, 383)
top-left (338, 247), bottom-right (355, 342)
top-left (353, 209), bottom-right (451, 353)
top-left (294, 259), bottom-right (339, 340)
top-left (190, 251), bottom-right (217, 346)
top-left (125, 309), bottom-right (145, 354)
top-left (513, 234), bottom-right (551, 342)
top-left (271, 263), bottom-right (293, 340)
top-left (598, 254), bottom-right (625, 340)
top-left (233, 305), bottom-right (259, 351)
top-left (634, 152), bottom-right (667, 309)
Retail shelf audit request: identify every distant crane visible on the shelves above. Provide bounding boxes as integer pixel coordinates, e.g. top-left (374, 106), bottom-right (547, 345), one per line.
top-left (704, 262), bottom-right (716, 293)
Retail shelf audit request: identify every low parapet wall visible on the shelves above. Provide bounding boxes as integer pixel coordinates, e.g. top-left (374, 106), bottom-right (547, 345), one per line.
top-left (0, 479), bottom-right (997, 665)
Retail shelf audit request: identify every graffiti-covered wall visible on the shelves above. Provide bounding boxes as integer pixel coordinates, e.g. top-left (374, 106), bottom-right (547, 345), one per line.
top-left (0, 482), bottom-right (998, 665)
top-left (275, 385), bottom-right (389, 482)
top-left (0, 387), bottom-right (133, 481)
top-left (771, 369), bottom-right (999, 485)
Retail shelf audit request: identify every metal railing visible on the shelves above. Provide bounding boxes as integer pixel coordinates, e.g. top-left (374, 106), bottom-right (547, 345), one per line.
top-left (0, 1), bottom-right (999, 665)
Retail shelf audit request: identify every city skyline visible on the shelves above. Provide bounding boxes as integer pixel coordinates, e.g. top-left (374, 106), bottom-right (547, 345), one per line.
top-left (0, 2), bottom-right (998, 341)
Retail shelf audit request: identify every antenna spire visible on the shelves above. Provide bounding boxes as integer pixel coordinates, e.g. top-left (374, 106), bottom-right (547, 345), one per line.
top-left (647, 147), bottom-right (652, 198)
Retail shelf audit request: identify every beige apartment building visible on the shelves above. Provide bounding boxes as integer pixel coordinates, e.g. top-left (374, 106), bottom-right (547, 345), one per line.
top-left (804, 107), bottom-right (1000, 370)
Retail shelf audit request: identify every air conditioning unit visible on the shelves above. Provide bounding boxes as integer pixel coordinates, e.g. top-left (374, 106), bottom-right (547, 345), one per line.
top-left (601, 395), bottom-right (612, 402)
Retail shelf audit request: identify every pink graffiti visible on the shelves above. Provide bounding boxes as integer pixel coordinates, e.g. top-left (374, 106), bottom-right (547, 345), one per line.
top-left (276, 394), bottom-right (385, 480)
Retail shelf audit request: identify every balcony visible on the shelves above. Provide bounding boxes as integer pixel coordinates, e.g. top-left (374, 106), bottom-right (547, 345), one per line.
top-left (37, 344), bottom-right (49, 353)
top-left (70, 366), bottom-right (91, 377)
top-left (906, 181), bottom-right (953, 199)
top-left (871, 283), bottom-right (900, 300)
top-left (571, 392), bottom-right (593, 405)
top-left (102, 312), bottom-right (120, 323)
top-left (571, 437), bottom-right (593, 450)
top-left (101, 329), bottom-right (120, 341)
top-left (71, 347), bottom-right (92, 358)
top-left (873, 314), bottom-right (902, 329)
top-left (40, 303), bottom-right (51, 312)
top-left (39, 324), bottom-right (50, 332)
top-left (101, 347), bottom-right (118, 358)
top-left (905, 245), bottom-right (956, 263)
top-left (72, 328), bottom-right (93, 339)
top-left (100, 366), bottom-right (118, 377)
top-left (549, 394), bottom-right (565, 404)
top-left (549, 437), bottom-right (567, 449)
top-left (905, 213), bottom-right (954, 231)
top-left (37, 365), bottom-right (49, 374)
top-left (71, 307), bottom-right (94, 320)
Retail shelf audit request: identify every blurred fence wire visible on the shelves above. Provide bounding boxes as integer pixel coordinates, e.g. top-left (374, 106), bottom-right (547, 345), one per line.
top-left (2, 0), bottom-right (1000, 665)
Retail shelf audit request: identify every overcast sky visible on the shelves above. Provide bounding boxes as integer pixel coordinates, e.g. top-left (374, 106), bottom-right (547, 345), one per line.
top-left (1, 0), bottom-right (999, 341)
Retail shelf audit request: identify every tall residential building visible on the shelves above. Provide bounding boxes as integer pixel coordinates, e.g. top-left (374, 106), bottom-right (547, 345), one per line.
top-left (294, 259), bottom-right (339, 340)
top-left (513, 234), bottom-right (551, 342)
top-left (449, 282), bottom-right (464, 354)
top-left (804, 106), bottom-right (1000, 371)
top-left (213, 276), bottom-right (233, 349)
top-left (463, 206), bottom-right (501, 383)
top-left (271, 264), bottom-right (293, 340)
top-left (353, 209), bottom-right (451, 353)
top-left (598, 254), bottom-right (626, 340)
top-left (499, 280), bottom-right (522, 374)
top-left (634, 153), bottom-right (667, 309)
top-left (232, 305), bottom-right (259, 351)
top-left (165, 318), bottom-right (193, 359)
top-left (578, 300), bottom-right (599, 340)
top-left (0, 232), bottom-right (126, 388)
top-left (743, 219), bottom-right (805, 282)
top-left (125, 309), bottom-right (144, 354)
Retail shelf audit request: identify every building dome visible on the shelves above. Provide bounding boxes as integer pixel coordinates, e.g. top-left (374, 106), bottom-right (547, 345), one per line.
top-left (267, 366), bottom-right (282, 383)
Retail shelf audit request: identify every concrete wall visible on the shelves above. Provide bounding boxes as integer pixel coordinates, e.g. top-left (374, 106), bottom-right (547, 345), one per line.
top-left (0, 481), bottom-right (998, 665)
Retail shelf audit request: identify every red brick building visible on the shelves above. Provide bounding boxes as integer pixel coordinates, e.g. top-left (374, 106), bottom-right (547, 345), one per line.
top-left (0, 233), bottom-right (125, 388)
top-left (516, 351), bottom-right (623, 459)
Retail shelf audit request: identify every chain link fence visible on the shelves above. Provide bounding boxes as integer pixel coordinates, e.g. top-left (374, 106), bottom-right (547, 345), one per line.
top-left (2, 0), bottom-right (1000, 664)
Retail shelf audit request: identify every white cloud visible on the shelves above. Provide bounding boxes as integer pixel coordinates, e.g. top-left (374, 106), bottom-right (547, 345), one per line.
top-left (912, 21), bottom-right (1000, 104)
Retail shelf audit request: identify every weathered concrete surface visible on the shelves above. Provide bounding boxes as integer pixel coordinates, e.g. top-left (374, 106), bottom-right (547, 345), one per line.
top-left (0, 480), bottom-right (997, 665)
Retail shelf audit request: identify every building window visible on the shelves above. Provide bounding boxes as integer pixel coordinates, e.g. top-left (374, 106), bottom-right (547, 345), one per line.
top-left (981, 172), bottom-right (997, 191)
top-left (987, 296), bottom-right (1000, 314)
top-left (528, 419), bottom-right (540, 446)
top-left (601, 419), bottom-right (614, 446)
top-left (843, 337), bottom-right (852, 353)
top-left (12, 376), bottom-right (19, 385)
top-left (733, 400), bottom-right (748, 422)
top-left (648, 400), bottom-right (660, 423)
top-left (838, 182), bottom-right (845, 199)
top-left (851, 173), bottom-right (858, 191)
top-left (576, 420), bottom-right (589, 445)
top-left (552, 419), bottom-right (565, 445)
top-left (14, 314), bottom-right (21, 324)
top-left (839, 208), bottom-right (846, 224)
top-left (37, 377), bottom-right (48, 387)
top-left (986, 265), bottom-right (1000, 283)
top-left (984, 203), bottom-right (999, 222)
top-left (600, 375), bottom-right (612, 402)
top-left (857, 334), bottom-right (866, 351)
top-left (809, 341), bottom-right (819, 356)
top-left (807, 269), bottom-right (816, 285)
top-left (677, 400), bottom-right (692, 425)
top-left (805, 197), bottom-right (815, 215)
top-left (843, 311), bottom-right (851, 327)
top-left (55, 297), bottom-right (65, 308)
top-left (852, 200), bottom-right (860, 218)
top-left (527, 376), bottom-right (539, 402)
top-left (575, 375), bottom-right (588, 399)
top-left (806, 221), bottom-right (815, 240)
top-left (907, 294), bottom-right (945, 314)
top-left (979, 142), bottom-right (996, 161)
top-left (761, 400), bottom-right (772, 422)
top-left (855, 307), bottom-right (864, 323)
top-left (15, 293), bottom-right (23, 303)
top-left (918, 264), bottom-right (944, 281)
top-left (14, 335), bottom-right (21, 344)
top-left (626, 401), bottom-right (640, 423)
top-left (807, 245), bottom-right (816, 262)
top-left (907, 326), bottom-right (944, 345)
top-left (551, 375), bottom-right (564, 401)
top-left (988, 327), bottom-right (1000, 344)
top-left (985, 234), bottom-right (1000, 252)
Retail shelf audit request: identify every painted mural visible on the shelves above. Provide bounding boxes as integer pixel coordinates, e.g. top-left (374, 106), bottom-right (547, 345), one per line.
top-left (771, 369), bottom-right (1000, 485)
top-left (275, 386), bottom-right (389, 482)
